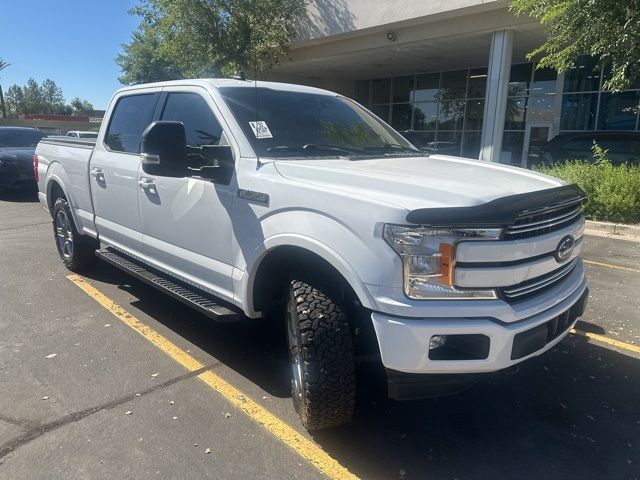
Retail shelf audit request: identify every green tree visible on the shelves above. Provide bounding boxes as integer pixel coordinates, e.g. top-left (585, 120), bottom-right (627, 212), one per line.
top-left (3, 78), bottom-right (93, 116)
top-left (118, 0), bottom-right (306, 84)
top-left (0, 58), bottom-right (9, 118)
top-left (4, 84), bottom-right (23, 117)
top-left (22, 78), bottom-right (44, 114)
top-left (510, 0), bottom-right (640, 91)
top-left (70, 97), bottom-right (94, 116)
top-left (116, 29), bottom-right (184, 85)
top-left (40, 79), bottom-right (65, 114)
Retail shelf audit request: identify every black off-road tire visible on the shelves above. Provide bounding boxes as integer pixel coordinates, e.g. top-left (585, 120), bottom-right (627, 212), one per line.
top-left (286, 274), bottom-right (356, 430)
top-left (52, 197), bottom-right (98, 272)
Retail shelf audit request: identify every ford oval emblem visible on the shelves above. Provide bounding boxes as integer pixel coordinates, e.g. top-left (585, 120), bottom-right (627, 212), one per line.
top-left (555, 235), bottom-right (576, 262)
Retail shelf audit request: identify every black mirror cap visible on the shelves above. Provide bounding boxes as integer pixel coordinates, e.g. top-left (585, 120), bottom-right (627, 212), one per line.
top-left (140, 121), bottom-right (187, 177)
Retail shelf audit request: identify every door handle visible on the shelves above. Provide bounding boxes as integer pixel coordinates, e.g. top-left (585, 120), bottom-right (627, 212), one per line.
top-left (138, 178), bottom-right (156, 192)
top-left (90, 167), bottom-right (104, 181)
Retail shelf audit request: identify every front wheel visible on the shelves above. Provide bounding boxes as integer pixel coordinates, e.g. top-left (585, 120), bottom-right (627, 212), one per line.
top-left (286, 274), bottom-right (356, 430)
top-left (52, 197), bottom-right (98, 272)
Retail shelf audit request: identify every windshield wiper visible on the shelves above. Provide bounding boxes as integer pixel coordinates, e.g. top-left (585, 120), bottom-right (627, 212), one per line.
top-left (365, 143), bottom-right (420, 153)
top-left (266, 144), bottom-right (369, 155)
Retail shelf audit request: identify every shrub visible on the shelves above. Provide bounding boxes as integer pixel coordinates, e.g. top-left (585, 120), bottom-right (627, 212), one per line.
top-left (535, 146), bottom-right (640, 224)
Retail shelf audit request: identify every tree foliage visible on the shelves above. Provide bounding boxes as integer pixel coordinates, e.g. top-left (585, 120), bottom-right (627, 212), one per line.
top-left (0, 58), bottom-right (10, 118)
top-left (70, 97), bottom-right (95, 116)
top-left (510, 0), bottom-right (640, 91)
top-left (3, 78), bottom-right (93, 117)
top-left (117, 0), bottom-right (307, 84)
top-left (116, 29), bottom-right (184, 85)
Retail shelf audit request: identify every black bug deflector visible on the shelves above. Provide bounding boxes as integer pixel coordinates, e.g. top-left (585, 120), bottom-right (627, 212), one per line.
top-left (406, 184), bottom-right (586, 227)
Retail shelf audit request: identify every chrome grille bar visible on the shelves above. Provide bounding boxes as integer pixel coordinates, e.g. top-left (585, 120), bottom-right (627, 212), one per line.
top-left (502, 259), bottom-right (578, 299)
top-left (506, 206), bottom-right (582, 234)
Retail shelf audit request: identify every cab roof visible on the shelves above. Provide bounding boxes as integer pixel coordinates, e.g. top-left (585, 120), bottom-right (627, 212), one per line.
top-left (115, 78), bottom-right (338, 97)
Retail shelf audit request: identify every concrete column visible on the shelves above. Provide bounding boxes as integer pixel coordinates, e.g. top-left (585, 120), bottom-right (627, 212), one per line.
top-left (479, 30), bottom-right (513, 162)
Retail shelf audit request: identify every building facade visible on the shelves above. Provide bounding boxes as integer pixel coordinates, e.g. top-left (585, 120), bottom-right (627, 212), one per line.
top-left (267, 0), bottom-right (640, 165)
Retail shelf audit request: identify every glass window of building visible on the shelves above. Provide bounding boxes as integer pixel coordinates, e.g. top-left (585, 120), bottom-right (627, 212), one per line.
top-left (531, 67), bottom-right (557, 95)
top-left (441, 70), bottom-right (467, 99)
top-left (413, 102), bottom-right (438, 130)
top-left (464, 100), bottom-right (484, 130)
top-left (598, 91), bottom-right (640, 130)
top-left (438, 100), bottom-right (465, 130)
top-left (468, 68), bottom-right (488, 99)
top-left (354, 80), bottom-right (370, 107)
top-left (560, 93), bottom-right (599, 130)
top-left (509, 64), bottom-right (532, 96)
top-left (563, 56), bottom-right (601, 93)
top-left (413, 73), bottom-right (440, 102)
top-left (392, 103), bottom-right (412, 131)
top-left (392, 76), bottom-right (414, 103)
top-left (371, 78), bottom-right (391, 104)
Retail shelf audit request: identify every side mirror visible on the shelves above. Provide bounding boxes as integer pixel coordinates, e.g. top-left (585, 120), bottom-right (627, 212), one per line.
top-left (140, 121), bottom-right (187, 177)
top-left (187, 145), bottom-right (234, 184)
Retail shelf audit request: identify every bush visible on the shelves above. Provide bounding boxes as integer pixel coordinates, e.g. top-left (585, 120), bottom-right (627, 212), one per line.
top-left (535, 145), bottom-right (640, 224)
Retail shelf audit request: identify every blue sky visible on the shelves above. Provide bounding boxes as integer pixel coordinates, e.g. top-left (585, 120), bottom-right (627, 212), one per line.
top-left (0, 0), bottom-right (141, 109)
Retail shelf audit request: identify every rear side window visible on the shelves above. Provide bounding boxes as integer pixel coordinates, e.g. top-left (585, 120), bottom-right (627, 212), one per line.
top-left (160, 92), bottom-right (223, 147)
top-left (105, 93), bottom-right (159, 153)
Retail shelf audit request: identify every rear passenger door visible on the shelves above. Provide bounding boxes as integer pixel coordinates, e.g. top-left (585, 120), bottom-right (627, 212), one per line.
top-left (90, 91), bottom-right (160, 255)
top-left (137, 88), bottom-right (236, 303)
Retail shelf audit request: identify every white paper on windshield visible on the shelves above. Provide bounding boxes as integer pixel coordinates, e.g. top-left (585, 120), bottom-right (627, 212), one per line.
top-left (249, 121), bottom-right (273, 139)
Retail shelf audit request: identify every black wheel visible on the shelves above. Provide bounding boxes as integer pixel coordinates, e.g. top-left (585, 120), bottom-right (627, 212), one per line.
top-left (52, 197), bottom-right (98, 272)
top-left (286, 274), bottom-right (356, 430)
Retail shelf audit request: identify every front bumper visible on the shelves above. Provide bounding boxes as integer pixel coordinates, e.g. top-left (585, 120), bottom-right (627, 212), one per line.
top-left (371, 273), bottom-right (588, 381)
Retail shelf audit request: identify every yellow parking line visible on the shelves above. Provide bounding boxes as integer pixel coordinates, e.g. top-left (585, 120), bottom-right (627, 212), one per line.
top-left (67, 274), bottom-right (359, 480)
top-left (570, 328), bottom-right (640, 355)
top-left (583, 259), bottom-right (640, 273)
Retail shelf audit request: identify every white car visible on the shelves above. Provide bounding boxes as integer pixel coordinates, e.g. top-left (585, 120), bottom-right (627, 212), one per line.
top-left (34, 79), bottom-right (588, 430)
top-left (66, 130), bottom-right (98, 139)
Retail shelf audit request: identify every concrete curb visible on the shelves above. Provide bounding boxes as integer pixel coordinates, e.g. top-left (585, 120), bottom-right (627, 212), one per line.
top-left (585, 220), bottom-right (640, 238)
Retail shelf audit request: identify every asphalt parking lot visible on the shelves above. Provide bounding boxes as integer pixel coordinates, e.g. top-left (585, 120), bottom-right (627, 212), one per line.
top-left (1, 186), bottom-right (638, 480)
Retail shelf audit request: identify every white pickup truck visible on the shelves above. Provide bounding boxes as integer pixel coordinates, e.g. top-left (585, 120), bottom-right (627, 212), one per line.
top-left (35, 79), bottom-right (589, 430)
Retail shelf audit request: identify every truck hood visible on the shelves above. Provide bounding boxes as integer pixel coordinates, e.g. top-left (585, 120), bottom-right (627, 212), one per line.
top-left (273, 154), bottom-right (564, 211)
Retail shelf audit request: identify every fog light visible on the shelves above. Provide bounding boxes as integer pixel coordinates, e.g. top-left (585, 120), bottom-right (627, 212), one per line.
top-left (428, 334), bottom-right (490, 360)
top-left (429, 335), bottom-right (447, 350)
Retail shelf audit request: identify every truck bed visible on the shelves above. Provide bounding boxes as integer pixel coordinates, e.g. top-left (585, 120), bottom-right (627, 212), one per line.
top-left (36, 136), bottom-right (97, 236)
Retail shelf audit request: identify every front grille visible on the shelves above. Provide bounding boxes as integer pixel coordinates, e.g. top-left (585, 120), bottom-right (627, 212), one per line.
top-left (504, 199), bottom-right (584, 240)
top-left (500, 259), bottom-right (578, 302)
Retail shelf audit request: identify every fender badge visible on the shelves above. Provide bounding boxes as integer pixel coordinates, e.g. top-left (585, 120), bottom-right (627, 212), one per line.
top-left (237, 189), bottom-right (269, 206)
top-left (555, 235), bottom-right (576, 262)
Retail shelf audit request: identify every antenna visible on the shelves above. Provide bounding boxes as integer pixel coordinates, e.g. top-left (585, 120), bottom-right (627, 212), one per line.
top-left (253, 30), bottom-right (262, 169)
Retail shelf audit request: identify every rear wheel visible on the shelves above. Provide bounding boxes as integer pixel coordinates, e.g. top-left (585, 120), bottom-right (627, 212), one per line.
top-left (286, 274), bottom-right (356, 430)
top-left (52, 197), bottom-right (98, 272)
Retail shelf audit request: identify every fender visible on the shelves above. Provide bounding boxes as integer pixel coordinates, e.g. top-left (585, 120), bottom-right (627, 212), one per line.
top-left (239, 210), bottom-right (384, 317)
top-left (45, 162), bottom-right (96, 238)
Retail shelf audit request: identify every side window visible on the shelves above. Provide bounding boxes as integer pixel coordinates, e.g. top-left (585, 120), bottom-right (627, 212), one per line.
top-left (105, 93), bottom-right (158, 153)
top-left (160, 92), bottom-right (224, 147)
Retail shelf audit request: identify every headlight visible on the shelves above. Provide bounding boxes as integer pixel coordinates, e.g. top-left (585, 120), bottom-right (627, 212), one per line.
top-left (384, 225), bottom-right (502, 300)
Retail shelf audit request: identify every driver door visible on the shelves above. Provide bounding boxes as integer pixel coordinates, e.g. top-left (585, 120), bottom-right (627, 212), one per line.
top-left (137, 88), bottom-right (236, 303)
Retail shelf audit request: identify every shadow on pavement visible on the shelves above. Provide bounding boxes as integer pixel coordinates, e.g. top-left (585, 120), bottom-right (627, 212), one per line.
top-left (575, 319), bottom-right (607, 335)
top-left (82, 261), bottom-right (640, 480)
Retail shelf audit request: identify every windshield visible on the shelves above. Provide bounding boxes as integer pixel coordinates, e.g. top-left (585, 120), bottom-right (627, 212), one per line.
top-left (79, 132), bottom-right (98, 139)
top-left (0, 129), bottom-right (44, 147)
top-left (219, 86), bottom-right (419, 158)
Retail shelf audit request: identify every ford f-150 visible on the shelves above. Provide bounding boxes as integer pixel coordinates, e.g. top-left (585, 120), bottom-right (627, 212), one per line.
top-left (35, 79), bottom-right (589, 430)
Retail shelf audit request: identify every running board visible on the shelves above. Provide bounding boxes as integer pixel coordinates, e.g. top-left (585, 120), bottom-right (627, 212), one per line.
top-left (96, 249), bottom-right (242, 322)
